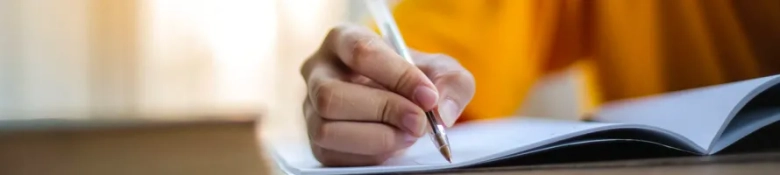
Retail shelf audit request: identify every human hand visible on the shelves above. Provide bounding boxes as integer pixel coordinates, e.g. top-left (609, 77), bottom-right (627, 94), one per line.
top-left (300, 24), bottom-right (475, 166)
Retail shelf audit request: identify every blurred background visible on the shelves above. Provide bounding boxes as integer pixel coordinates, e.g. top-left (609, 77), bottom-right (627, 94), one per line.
top-left (0, 0), bottom-right (611, 171)
top-left (0, 0), bottom-right (336, 133)
top-left (0, 0), bottom-right (579, 132)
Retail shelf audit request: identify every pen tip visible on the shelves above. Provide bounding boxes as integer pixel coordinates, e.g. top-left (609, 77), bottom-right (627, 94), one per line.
top-left (440, 146), bottom-right (452, 163)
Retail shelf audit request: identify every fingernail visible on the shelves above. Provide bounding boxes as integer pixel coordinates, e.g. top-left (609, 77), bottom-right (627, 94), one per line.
top-left (404, 134), bottom-right (419, 144)
top-left (413, 86), bottom-right (438, 109)
top-left (438, 99), bottom-right (460, 127)
top-left (403, 113), bottom-right (425, 136)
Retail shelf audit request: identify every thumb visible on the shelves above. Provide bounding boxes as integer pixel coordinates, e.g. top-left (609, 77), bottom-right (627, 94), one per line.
top-left (433, 73), bottom-right (475, 127)
top-left (412, 51), bottom-right (475, 127)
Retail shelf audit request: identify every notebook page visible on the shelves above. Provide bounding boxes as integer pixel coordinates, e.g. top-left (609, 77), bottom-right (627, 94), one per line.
top-left (709, 81), bottom-right (780, 153)
top-left (709, 107), bottom-right (780, 154)
top-left (593, 75), bottom-right (780, 150)
top-left (269, 118), bottom-right (618, 175)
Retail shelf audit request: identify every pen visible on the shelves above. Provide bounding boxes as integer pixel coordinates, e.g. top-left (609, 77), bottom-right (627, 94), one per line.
top-left (365, 0), bottom-right (452, 163)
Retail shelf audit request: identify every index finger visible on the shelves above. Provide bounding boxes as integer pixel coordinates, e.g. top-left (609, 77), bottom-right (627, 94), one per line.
top-left (323, 24), bottom-right (440, 110)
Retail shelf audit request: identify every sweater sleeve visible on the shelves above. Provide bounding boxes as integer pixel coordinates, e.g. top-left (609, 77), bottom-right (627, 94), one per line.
top-left (391, 0), bottom-right (569, 122)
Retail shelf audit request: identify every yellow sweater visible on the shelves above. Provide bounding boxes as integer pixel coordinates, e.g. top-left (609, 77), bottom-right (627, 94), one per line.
top-left (391, 0), bottom-right (780, 122)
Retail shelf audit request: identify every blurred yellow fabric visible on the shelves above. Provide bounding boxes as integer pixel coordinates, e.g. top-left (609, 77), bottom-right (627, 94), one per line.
top-left (391, 0), bottom-right (780, 122)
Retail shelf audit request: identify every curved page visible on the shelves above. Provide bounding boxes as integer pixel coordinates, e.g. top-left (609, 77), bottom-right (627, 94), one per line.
top-left (709, 108), bottom-right (780, 153)
top-left (594, 75), bottom-right (780, 150)
top-left (268, 118), bottom-right (695, 175)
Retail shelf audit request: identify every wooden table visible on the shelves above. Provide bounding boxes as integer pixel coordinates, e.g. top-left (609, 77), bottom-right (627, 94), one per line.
top-left (2, 114), bottom-right (778, 175)
top-left (0, 114), bottom-right (273, 175)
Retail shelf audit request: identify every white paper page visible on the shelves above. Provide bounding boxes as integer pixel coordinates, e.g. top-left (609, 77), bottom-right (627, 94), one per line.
top-left (594, 75), bottom-right (780, 150)
top-left (269, 117), bottom-right (623, 175)
top-left (709, 107), bottom-right (780, 154)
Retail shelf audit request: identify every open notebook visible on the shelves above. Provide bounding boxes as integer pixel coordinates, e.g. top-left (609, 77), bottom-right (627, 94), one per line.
top-left (268, 74), bottom-right (780, 175)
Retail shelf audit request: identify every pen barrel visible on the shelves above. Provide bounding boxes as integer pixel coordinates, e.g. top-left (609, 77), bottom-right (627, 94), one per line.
top-left (426, 111), bottom-right (449, 147)
top-left (366, 0), bottom-right (452, 162)
top-left (383, 22), bottom-right (414, 63)
top-left (366, 0), bottom-right (415, 63)
top-left (426, 111), bottom-right (452, 162)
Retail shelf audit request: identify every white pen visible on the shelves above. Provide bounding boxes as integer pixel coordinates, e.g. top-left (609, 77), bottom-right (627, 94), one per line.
top-left (365, 0), bottom-right (452, 162)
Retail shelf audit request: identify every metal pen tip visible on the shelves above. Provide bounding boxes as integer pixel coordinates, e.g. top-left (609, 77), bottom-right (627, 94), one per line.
top-left (439, 145), bottom-right (452, 163)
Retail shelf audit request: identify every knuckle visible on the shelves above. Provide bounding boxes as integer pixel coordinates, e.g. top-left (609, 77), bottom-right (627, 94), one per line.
top-left (311, 146), bottom-right (340, 166)
top-left (349, 37), bottom-right (378, 67)
top-left (299, 55), bottom-right (317, 78)
top-left (329, 24), bottom-right (380, 68)
top-left (394, 67), bottom-right (419, 91)
top-left (304, 113), bottom-right (326, 145)
top-left (326, 25), bottom-right (347, 42)
top-left (311, 122), bottom-right (330, 145)
top-left (378, 96), bottom-right (392, 123)
top-left (303, 100), bottom-right (318, 121)
top-left (311, 80), bottom-right (337, 116)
